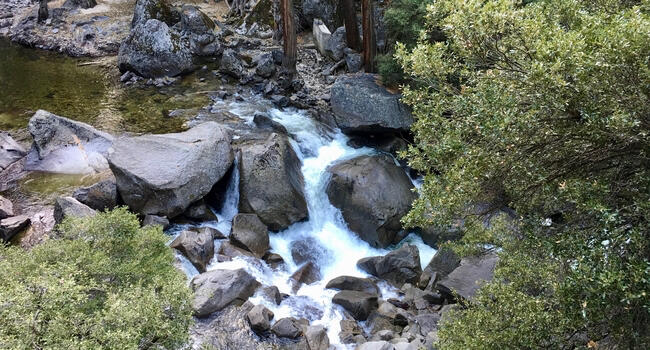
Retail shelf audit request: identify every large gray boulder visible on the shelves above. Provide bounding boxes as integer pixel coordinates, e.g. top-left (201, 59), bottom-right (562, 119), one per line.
top-left (72, 179), bottom-right (118, 211)
top-left (238, 133), bottom-right (308, 231)
top-left (118, 19), bottom-right (194, 78)
top-left (332, 290), bottom-right (378, 321)
top-left (108, 122), bottom-right (232, 218)
top-left (191, 268), bottom-right (260, 317)
top-left (26, 110), bottom-right (113, 174)
top-left (170, 229), bottom-right (214, 273)
top-left (326, 154), bottom-right (416, 248)
top-left (53, 197), bottom-right (97, 225)
top-left (357, 245), bottom-right (422, 287)
top-left (131, 0), bottom-right (180, 28)
top-left (331, 74), bottom-right (413, 134)
top-left (229, 213), bottom-right (269, 258)
top-left (271, 317), bottom-right (303, 339)
top-left (436, 253), bottom-right (498, 301)
top-left (0, 132), bottom-right (26, 171)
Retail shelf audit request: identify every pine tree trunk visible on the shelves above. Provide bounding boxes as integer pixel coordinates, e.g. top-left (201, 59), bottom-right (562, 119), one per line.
top-left (341, 0), bottom-right (361, 51)
top-left (280, 0), bottom-right (297, 74)
top-left (361, 0), bottom-right (376, 72)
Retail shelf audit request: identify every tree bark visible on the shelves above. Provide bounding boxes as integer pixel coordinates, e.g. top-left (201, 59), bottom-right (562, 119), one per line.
top-left (341, 0), bottom-right (361, 51)
top-left (280, 0), bottom-right (297, 74)
top-left (361, 0), bottom-right (376, 72)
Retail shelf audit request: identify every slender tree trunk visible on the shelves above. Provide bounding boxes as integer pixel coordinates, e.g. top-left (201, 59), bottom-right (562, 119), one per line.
top-left (361, 0), bottom-right (376, 72)
top-left (280, 0), bottom-right (297, 74)
top-left (341, 0), bottom-right (360, 51)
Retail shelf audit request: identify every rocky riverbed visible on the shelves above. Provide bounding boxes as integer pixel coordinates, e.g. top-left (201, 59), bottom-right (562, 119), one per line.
top-left (0, 0), bottom-right (509, 348)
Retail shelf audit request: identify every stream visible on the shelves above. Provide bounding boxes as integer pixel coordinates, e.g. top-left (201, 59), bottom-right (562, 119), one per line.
top-left (171, 99), bottom-right (436, 349)
top-left (1, 38), bottom-right (436, 349)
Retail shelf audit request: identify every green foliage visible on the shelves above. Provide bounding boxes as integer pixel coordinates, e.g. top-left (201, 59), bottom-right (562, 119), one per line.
top-left (0, 208), bottom-right (193, 350)
top-left (379, 0), bottom-right (434, 86)
top-left (397, 0), bottom-right (650, 348)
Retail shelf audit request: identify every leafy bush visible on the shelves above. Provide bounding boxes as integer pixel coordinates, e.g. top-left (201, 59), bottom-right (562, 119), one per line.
top-left (397, 0), bottom-right (650, 348)
top-left (0, 208), bottom-right (193, 349)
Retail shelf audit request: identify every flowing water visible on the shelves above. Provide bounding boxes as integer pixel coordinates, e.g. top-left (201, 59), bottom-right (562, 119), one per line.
top-left (172, 99), bottom-right (436, 349)
top-left (1, 39), bottom-right (436, 348)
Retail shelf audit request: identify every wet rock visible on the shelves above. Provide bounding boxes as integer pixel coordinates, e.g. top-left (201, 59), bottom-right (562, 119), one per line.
top-left (290, 237), bottom-right (331, 265)
top-left (118, 19), bottom-right (194, 78)
top-left (305, 325), bottom-right (330, 350)
top-left (252, 113), bottom-right (287, 134)
top-left (0, 196), bottom-right (14, 219)
top-left (182, 199), bottom-right (218, 221)
top-left (220, 49), bottom-right (244, 78)
top-left (246, 304), bottom-right (274, 333)
top-left (254, 53), bottom-right (276, 78)
top-left (191, 268), bottom-right (260, 317)
top-left (0, 132), bottom-right (26, 171)
top-left (344, 48), bottom-right (362, 73)
top-left (325, 26), bottom-right (346, 61)
top-left (109, 122), bottom-right (233, 218)
top-left (374, 301), bottom-right (409, 328)
top-left (326, 276), bottom-right (379, 295)
top-left (326, 154), bottom-right (416, 248)
top-left (437, 253), bottom-right (498, 301)
top-left (271, 317), bottom-right (303, 339)
top-left (26, 110), bottom-right (113, 174)
top-left (263, 252), bottom-right (285, 269)
top-left (170, 229), bottom-right (214, 272)
top-left (142, 214), bottom-right (170, 229)
top-left (238, 133), bottom-right (308, 231)
top-left (356, 340), bottom-right (395, 350)
top-left (332, 290), bottom-right (378, 321)
top-left (131, 0), bottom-right (180, 28)
top-left (217, 241), bottom-right (256, 258)
top-left (261, 285), bottom-right (282, 305)
top-left (372, 330), bottom-right (395, 341)
top-left (331, 74), bottom-right (413, 134)
top-left (53, 197), bottom-right (97, 225)
top-left (0, 215), bottom-right (30, 242)
top-left (229, 213), bottom-right (269, 258)
top-left (72, 179), bottom-right (118, 211)
top-left (290, 261), bottom-right (321, 292)
top-left (339, 319), bottom-right (364, 344)
top-left (357, 245), bottom-right (422, 287)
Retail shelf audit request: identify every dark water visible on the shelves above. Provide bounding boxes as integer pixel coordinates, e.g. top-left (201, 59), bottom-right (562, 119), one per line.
top-left (0, 38), bottom-right (225, 207)
top-left (0, 38), bottom-right (219, 134)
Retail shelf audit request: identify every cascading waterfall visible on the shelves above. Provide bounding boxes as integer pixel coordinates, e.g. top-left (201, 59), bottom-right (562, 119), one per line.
top-left (177, 98), bottom-right (436, 349)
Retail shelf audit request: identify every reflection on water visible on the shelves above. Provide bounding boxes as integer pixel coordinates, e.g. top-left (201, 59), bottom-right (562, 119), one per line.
top-left (0, 38), bottom-right (219, 135)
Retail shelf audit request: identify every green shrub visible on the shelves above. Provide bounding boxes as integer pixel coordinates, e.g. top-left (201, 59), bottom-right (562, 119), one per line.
top-left (0, 208), bottom-right (193, 349)
top-left (397, 0), bottom-right (650, 348)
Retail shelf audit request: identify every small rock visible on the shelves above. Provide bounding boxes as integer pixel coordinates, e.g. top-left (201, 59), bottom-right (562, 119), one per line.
top-left (191, 268), bottom-right (260, 317)
top-left (261, 285), bottom-right (282, 305)
top-left (305, 325), bottom-right (330, 350)
top-left (72, 179), bottom-right (118, 211)
top-left (182, 199), bottom-right (218, 221)
top-left (332, 290), bottom-right (378, 321)
top-left (53, 197), bottom-right (97, 225)
top-left (0, 196), bottom-right (14, 219)
top-left (229, 213), bottom-right (269, 258)
top-left (219, 49), bottom-right (244, 78)
top-left (247, 304), bottom-right (274, 333)
top-left (0, 215), bottom-right (30, 242)
top-left (142, 214), bottom-right (170, 229)
top-left (326, 276), bottom-right (379, 295)
top-left (290, 262), bottom-right (321, 292)
top-left (170, 229), bottom-right (214, 272)
top-left (271, 317), bottom-right (302, 339)
top-left (357, 245), bottom-right (422, 287)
